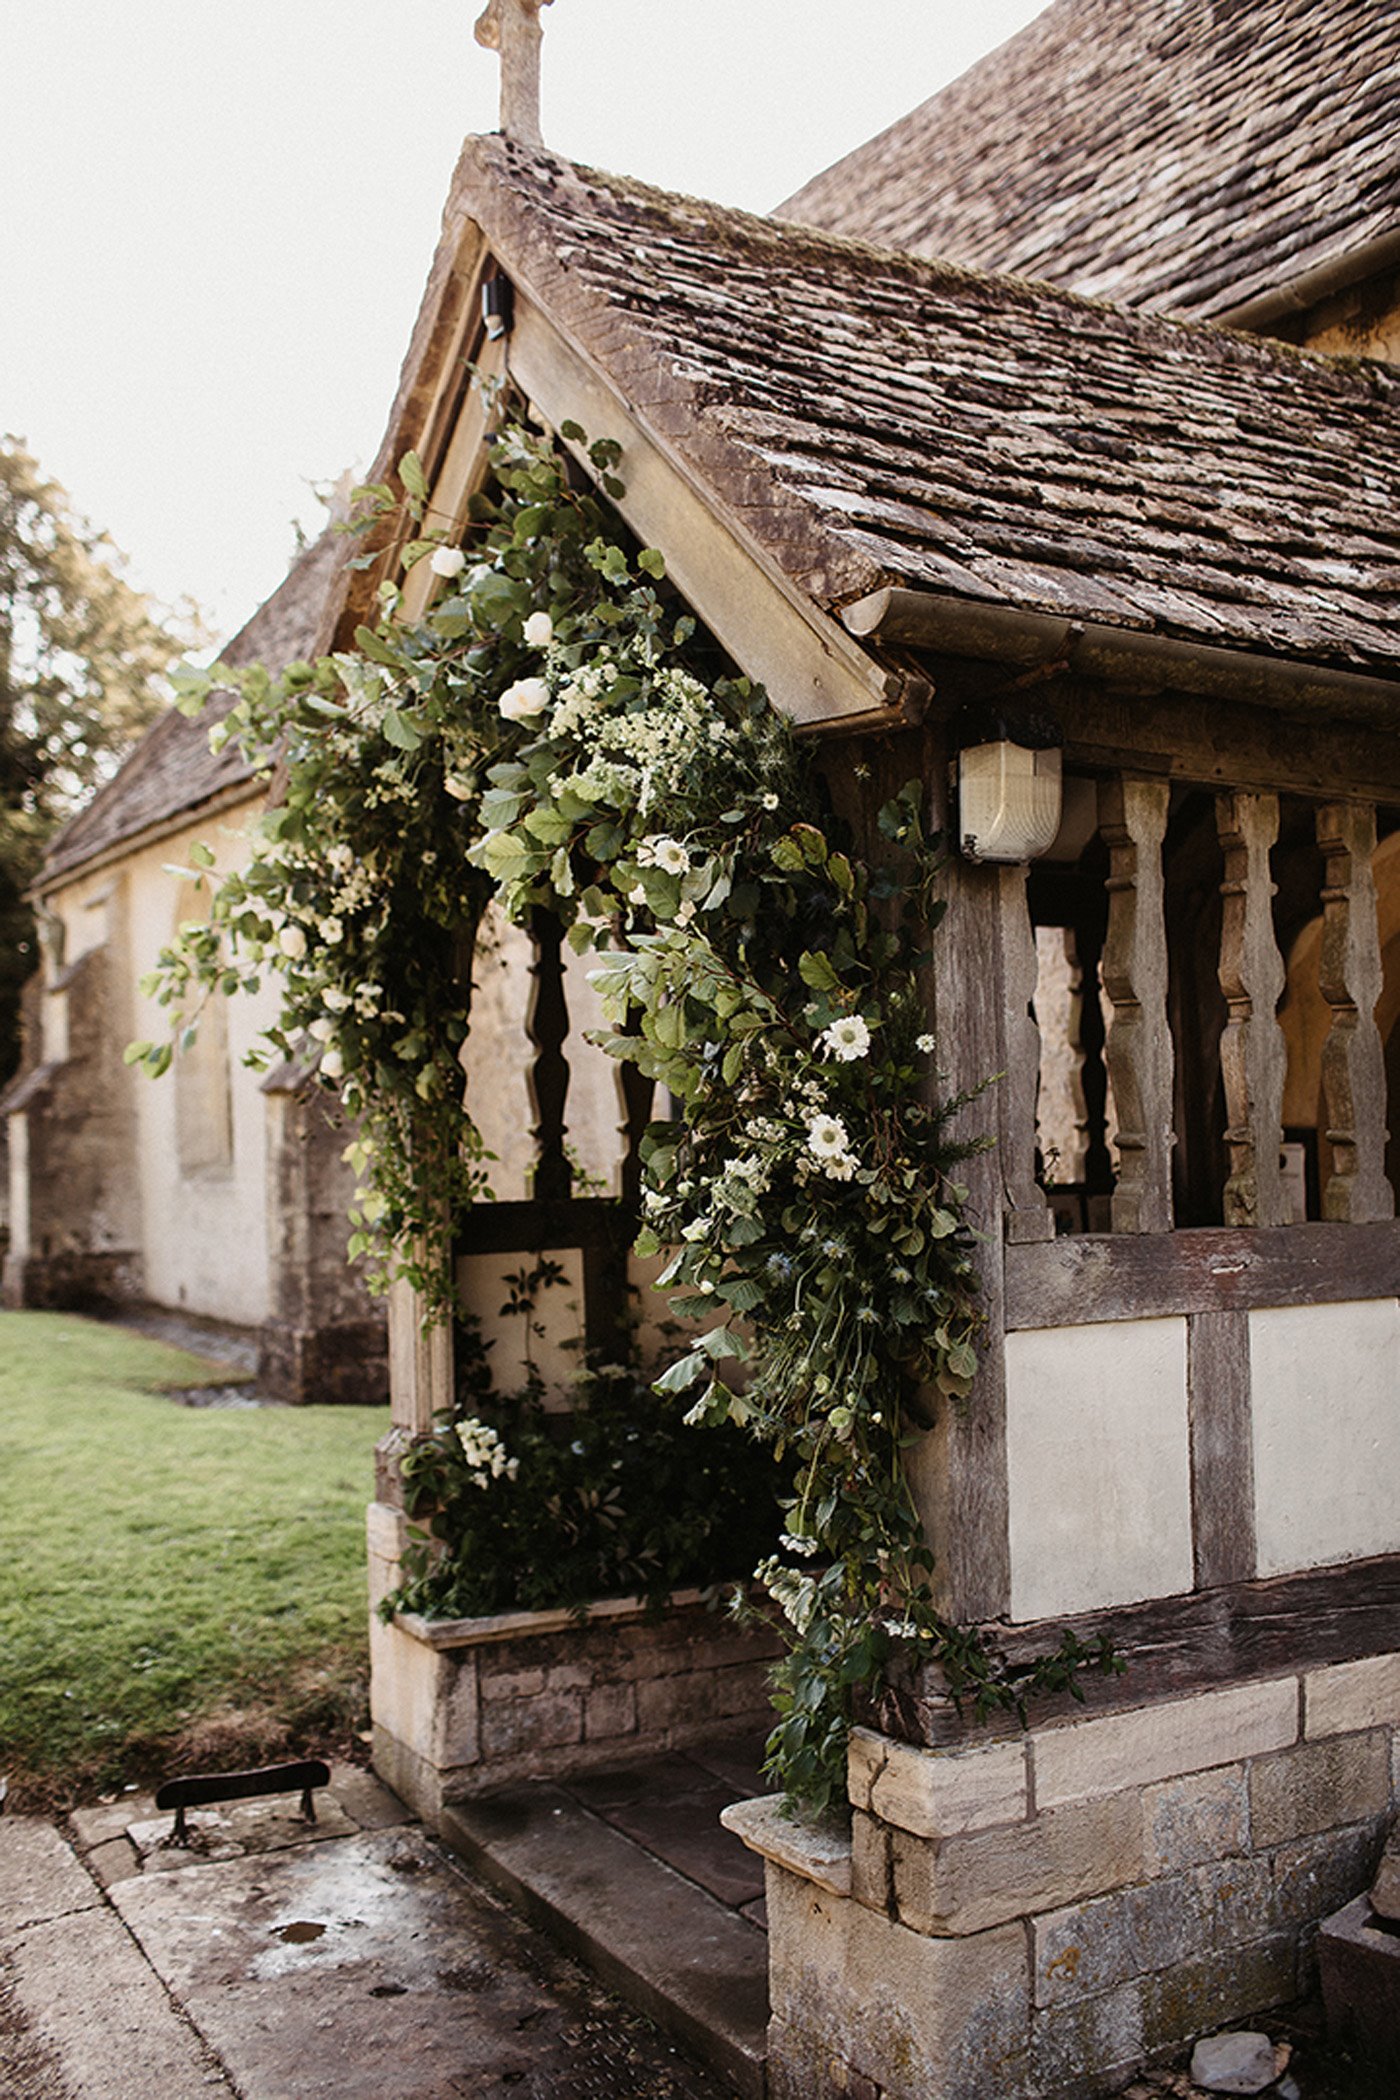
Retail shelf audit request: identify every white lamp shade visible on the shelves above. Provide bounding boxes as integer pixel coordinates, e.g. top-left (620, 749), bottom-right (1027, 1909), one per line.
top-left (958, 740), bottom-right (1063, 863)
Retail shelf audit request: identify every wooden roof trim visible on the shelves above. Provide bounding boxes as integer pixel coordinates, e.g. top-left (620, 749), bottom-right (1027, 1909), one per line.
top-left (327, 217), bottom-right (493, 651)
top-left (506, 291), bottom-right (907, 730)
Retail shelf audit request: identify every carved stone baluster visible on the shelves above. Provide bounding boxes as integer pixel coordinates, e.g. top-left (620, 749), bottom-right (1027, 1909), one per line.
top-left (1099, 777), bottom-right (1174, 1233)
top-left (1215, 791), bottom-right (1289, 1227)
top-left (999, 865), bottom-right (1053, 1242)
top-left (1316, 802), bottom-right (1393, 1222)
top-left (527, 910), bottom-right (572, 1203)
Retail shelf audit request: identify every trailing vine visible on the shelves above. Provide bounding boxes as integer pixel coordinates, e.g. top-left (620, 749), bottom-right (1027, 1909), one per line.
top-left (137, 403), bottom-right (1116, 1814)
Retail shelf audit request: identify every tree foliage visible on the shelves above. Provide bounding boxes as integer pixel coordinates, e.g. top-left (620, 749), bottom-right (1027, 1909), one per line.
top-left (0, 436), bottom-right (192, 1078)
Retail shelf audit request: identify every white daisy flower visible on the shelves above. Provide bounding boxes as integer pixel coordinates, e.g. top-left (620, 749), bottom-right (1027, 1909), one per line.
top-left (651, 837), bottom-right (691, 877)
top-left (819, 1014), bottom-right (871, 1062)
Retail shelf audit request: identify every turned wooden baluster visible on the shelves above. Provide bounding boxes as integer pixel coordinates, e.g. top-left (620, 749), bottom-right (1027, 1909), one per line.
top-left (999, 864), bottom-right (1053, 1242)
top-left (527, 910), bottom-right (572, 1202)
top-left (1071, 912), bottom-right (1115, 1203)
top-left (1099, 777), bottom-right (1174, 1233)
top-left (1215, 791), bottom-right (1289, 1227)
top-left (1316, 802), bottom-right (1393, 1222)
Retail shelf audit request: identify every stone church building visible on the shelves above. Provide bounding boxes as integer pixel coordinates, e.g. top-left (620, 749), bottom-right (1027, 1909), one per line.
top-left (6, 0), bottom-right (1400, 2087)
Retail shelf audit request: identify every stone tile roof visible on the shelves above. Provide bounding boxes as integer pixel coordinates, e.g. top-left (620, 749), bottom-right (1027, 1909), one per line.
top-left (41, 526), bottom-right (348, 889)
top-left (459, 140), bottom-right (1400, 684)
top-left (776, 0), bottom-right (1400, 322)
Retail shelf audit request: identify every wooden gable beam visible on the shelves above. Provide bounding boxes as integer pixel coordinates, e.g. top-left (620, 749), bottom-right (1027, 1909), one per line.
top-left (506, 292), bottom-right (908, 733)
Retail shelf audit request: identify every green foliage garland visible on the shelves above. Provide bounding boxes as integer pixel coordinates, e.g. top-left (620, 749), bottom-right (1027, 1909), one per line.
top-left (139, 409), bottom-right (1115, 1812)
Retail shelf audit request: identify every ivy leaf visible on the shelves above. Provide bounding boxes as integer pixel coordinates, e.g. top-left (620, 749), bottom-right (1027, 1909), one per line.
top-left (382, 708), bottom-right (422, 752)
top-left (399, 450), bottom-right (429, 502)
top-left (355, 625), bottom-right (405, 669)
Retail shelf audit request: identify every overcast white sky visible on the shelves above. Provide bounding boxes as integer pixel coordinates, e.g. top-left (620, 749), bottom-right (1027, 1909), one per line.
top-left (3, 2), bottom-right (1047, 645)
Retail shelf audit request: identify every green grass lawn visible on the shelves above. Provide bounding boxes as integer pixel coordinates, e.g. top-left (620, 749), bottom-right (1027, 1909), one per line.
top-left (0, 1311), bottom-right (389, 1807)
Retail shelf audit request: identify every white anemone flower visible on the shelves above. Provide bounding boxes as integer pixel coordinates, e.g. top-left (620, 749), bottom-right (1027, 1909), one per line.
top-left (430, 545), bottom-right (467, 578)
top-left (523, 610), bottom-right (554, 647)
top-left (806, 1113), bottom-right (851, 1162)
top-left (499, 677), bottom-right (551, 722)
top-left (278, 924), bottom-right (307, 961)
top-left (651, 837), bottom-right (690, 877)
top-left (819, 1014), bottom-right (872, 1063)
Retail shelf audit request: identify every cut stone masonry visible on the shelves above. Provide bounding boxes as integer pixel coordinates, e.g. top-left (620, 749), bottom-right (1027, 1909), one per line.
top-left (731, 1649), bottom-right (1400, 2100)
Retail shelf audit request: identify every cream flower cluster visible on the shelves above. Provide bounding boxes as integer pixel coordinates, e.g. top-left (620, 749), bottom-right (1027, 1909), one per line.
top-left (455, 1416), bottom-right (520, 1487)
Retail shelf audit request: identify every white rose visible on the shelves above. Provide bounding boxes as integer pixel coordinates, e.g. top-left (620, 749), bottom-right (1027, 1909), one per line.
top-left (309, 1017), bottom-right (337, 1043)
top-left (499, 677), bottom-right (550, 723)
top-left (279, 925), bottom-right (307, 960)
top-left (430, 545), bottom-right (466, 579)
top-left (523, 611), bottom-right (554, 647)
top-left (320, 1049), bottom-right (344, 1080)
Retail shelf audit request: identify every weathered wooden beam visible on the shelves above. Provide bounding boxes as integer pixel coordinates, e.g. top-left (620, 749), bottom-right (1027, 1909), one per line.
top-left (1215, 791), bottom-right (1289, 1228)
top-left (507, 295), bottom-right (908, 731)
top-left (1005, 1219), bottom-right (1400, 1329)
top-left (1316, 800), bottom-right (1394, 1223)
top-left (864, 1551), bottom-right (1400, 1747)
top-left (1187, 1311), bottom-right (1257, 1591)
top-left (387, 1265), bottom-right (453, 1435)
top-left (931, 674), bottom-right (1400, 805)
top-left (911, 786), bottom-right (1011, 1623)
top-left (1099, 777), bottom-right (1174, 1233)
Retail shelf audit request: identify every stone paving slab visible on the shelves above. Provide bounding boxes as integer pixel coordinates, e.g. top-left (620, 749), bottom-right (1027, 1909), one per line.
top-left (1, 1906), bottom-right (237, 2100)
top-left (0, 1818), bottom-right (103, 1931)
top-left (444, 1784), bottom-right (768, 2100)
top-left (0, 1770), bottom-right (742, 2100)
top-left (112, 1823), bottom-right (734, 2100)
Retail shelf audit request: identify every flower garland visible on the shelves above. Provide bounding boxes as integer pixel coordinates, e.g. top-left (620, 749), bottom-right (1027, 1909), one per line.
top-left (138, 412), bottom-right (1114, 1811)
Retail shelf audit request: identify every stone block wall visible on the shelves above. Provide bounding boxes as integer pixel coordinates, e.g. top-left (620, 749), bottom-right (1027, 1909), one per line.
top-left (366, 1500), bottom-right (782, 1826)
top-left (732, 1651), bottom-right (1400, 2100)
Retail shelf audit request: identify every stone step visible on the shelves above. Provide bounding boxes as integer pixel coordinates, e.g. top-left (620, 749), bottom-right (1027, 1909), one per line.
top-left (441, 1784), bottom-right (769, 2100)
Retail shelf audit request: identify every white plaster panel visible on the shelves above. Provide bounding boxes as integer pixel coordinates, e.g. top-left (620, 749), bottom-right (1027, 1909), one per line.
top-left (1006, 1318), bottom-right (1193, 1621)
top-left (456, 1245), bottom-right (585, 1405)
top-left (1251, 1299), bottom-right (1400, 1577)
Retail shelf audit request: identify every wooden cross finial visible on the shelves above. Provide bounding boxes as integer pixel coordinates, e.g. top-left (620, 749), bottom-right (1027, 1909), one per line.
top-left (475, 0), bottom-right (555, 147)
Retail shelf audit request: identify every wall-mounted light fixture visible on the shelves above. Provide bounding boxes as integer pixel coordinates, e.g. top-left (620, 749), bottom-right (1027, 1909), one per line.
top-left (952, 702), bottom-right (1064, 864)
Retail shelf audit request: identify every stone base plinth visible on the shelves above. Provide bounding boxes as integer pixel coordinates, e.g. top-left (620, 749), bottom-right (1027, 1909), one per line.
top-left (366, 1501), bottom-right (781, 1828)
top-left (729, 1646), bottom-right (1400, 2100)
